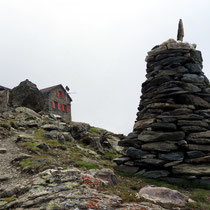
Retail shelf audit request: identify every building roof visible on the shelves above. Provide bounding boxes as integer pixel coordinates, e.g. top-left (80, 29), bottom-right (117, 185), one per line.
top-left (0, 85), bottom-right (11, 91)
top-left (40, 84), bottom-right (72, 101)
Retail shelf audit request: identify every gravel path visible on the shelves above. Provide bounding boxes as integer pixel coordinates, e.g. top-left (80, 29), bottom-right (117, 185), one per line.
top-left (0, 133), bottom-right (30, 191)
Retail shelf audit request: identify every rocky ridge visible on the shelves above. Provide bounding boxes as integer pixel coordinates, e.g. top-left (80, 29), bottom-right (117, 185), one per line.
top-left (115, 39), bottom-right (210, 187)
top-left (0, 107), bottom-right (174, 209)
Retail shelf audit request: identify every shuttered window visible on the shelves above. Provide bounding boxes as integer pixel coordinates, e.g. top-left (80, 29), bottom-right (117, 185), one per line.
top-left (52, 101), bottom-right (55, 109)
top-left (66, 105), bottom-right (69, 113)
top-left (56, 90), bottom-right (59, 97)
top-left (61, 104), bottom-right (64, 111)
top-left (58, 102), bottom-right (60, 110)
top-left (62, 92), bottom-right (64, 99)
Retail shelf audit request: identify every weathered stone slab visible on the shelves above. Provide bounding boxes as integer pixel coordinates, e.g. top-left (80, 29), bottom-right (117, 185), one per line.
top-left (159, 116), bottom-right (177, 123)
top-left (155, 52), bottom-right (188, 61)
top-left (186, 151), bottom-right (205, 159)
top-left (124, 161), bottom-right (135, 166)
top-left (180, 94), bottom-right (210, 108)
top-left (159, 152), bottom-right (184, 161)
top-left (142, 76), bottom-right (172, 93)
top-left (166, 108), bottom-right (193, 116)
top-left (133, 118), bottom-right (155, 131)
top-left (127, 132), bottom-right (139, 139)
top-left (177, 120), bottom-right (209, 128)
top-left (147, 45), bottom-right (168, 57)
top-left (152, 56), bottom-right (189, 68)
top-left (173, 114), bottom-right (203, 120)
top-left (138, 185), bottom-right (188, 206)
top-left (41, 124), bottom-right (59, 131)
top-left (142, 142), bottom-right (178, 152)
top-left (182, 74), bottom-right (204, 83)
top-left (190, 50), bottom-right (203, 64)
top-left (186, 156), bottom-right (210, 163)
top-left (172, 164), bottom-right (210, 175)
top-left (154, 91), bottom-right (189, 99)
top-left (164, 160), bottom-right (183, 167)
top-left (138, 131), bottom-right (185, 142)
top-left (166, 40), bottom-right (192, 50)
top-left (150, 122), bottom-right (177, 131)
top-left (136, 158), bottom-right (165, 166)
top-left (182, 83), bottom-right (201, 92)
top-left (118, 139), bottom-right (142, 148)
top-left (185, 63), bottom-right (202, 73)
top-left (113, 157), bottom-right (131, 165)
top-left (113, 165), bottom-right (139, 174)
top-left (188, 131), bottom-right (210, 139)
top-left (147, 103), bottom-right (195, 110)
top-left (143, 170), bottom-right (170, 179)
top-left (187, 138), bottom-right (210, 144)
top-left (126, 147), bottom-right (149, 159)
top-left (181, 126), bottom-right (207, 132)
top-left (188, 144), bottom-right (210, 152)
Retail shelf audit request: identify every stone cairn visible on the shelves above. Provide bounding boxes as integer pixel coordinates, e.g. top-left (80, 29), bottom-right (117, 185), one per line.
top-left (114, 39), bottom-right (210, 187)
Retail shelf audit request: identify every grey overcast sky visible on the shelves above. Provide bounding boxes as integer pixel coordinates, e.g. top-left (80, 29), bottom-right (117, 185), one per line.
top-left (1, 0), bottom-right (210, 134)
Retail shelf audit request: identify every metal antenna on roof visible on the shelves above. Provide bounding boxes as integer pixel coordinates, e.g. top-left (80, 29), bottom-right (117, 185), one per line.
top-left (65, 86), bottom-right (70, 92)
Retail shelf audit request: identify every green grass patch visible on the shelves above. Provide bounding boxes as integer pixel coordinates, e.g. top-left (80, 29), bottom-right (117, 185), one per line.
top-left (19, 158), bottom-right (33, 168)
top-left (89, 127), bottom-right (100, 134)
top-left (103, 152), bottom-right (120, 160)
top-left (191, 189), bottom-right (210, 203)
top-left (33, 129), bottom-right (47, 140)
top-left (45, 139), bottom-right (61, 147)
top-left (19, 156), bottom-right (57, 173)
top-left (188, 201), bottom-right (210, 210)
top-left (18, 141), bottom-right (41, 154)
top-left (4, 196), bottom-right (14, 203)
top-left (75, 161), bottom-right (99, 170)
top-left (100, 171), bottom-right (144, 203)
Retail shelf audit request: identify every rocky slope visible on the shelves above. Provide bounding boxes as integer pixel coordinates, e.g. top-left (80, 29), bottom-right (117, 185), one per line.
top-left (0, 107), bottom-right (209, 209)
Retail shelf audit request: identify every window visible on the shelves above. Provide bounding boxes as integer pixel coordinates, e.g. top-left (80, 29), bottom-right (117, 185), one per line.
top-left (62, 92), bottom-right (64, 99)
top-left (54, 101), bottom-right (58, 110)
top-left (52, 101), bottom-right (55, 109)
top-left (66, 105), bottom-right (69, 113)
top-left (56, 90), bottom-right (59, 97)
top-left (58, 102), bottom-right (60, 110)
top-left (61, 104), bottom-right (64, 111)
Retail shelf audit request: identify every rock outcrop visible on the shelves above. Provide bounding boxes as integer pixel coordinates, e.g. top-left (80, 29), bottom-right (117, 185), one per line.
top-left (0, 168), bottom-right (166, 210)
top-left (9, 80), bottom-right (45, 112)
top-left (115, 39), bottom-right (210, 187)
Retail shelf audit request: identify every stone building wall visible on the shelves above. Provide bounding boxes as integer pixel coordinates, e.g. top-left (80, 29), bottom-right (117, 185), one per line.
top-left (47, 86), bottom-right (72, 122)
top-left (0, 90), bottom-right (10, 112)
top-left (115, 39), bottom-right (210, 188)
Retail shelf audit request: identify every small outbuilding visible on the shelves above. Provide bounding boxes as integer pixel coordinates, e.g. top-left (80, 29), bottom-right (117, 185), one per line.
top-left (40, 84), bottom-right (72, 121)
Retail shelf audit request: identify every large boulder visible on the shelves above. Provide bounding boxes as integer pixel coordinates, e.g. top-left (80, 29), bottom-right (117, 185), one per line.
top-left (9, 79), bottom-right (44, 112)
top-left (138, 186), bottom-right (189, 206)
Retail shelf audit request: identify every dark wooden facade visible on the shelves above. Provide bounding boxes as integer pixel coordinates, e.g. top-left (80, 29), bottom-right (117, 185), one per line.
top-left (40, 85), bottom-right (72, 121)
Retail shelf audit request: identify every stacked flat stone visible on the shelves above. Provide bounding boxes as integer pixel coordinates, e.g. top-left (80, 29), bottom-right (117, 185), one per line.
top-left (115, 39), bottom-right (210, 186)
